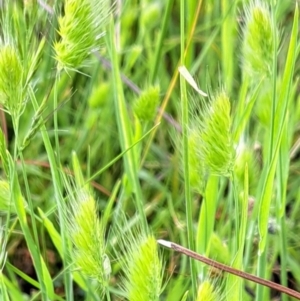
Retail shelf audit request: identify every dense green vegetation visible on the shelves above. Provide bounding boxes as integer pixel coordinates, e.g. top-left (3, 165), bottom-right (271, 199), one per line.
top-left (0, 0), bottom-right (299, 300)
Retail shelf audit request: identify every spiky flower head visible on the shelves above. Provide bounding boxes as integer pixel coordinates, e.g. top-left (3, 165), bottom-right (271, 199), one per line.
top-left (0, 44), bottom-right (24, 116)
top-left (196, 280), bottom-right (219, 301)
top-left (242, 1), bottom-right (278, 77)
top-left (195, 91), bottom-right (235, 177)
top-left (65, 153), bottom-right (110, 290)
top-left (133, 85), bottom-right (160, 122)
top-left (67, 189), bottom-right (110, 287)
top-left (54, 0), bottom-right (111, 71)
top-left (122, 233), bottom-right (163, 301)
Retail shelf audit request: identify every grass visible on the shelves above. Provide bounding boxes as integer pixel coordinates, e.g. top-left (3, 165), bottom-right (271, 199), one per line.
top-left (0, 0), bottom-right (299, 300)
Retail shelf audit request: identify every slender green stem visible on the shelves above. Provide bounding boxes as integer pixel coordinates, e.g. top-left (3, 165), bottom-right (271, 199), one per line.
top-left (28, 86), bottom-right (74, 301)
top-left (256, 238), bottom-right (268, 301)
top-left (180, 0), bottom-right (196, 297)
top-left (150, 0), bottom-right (174, 83)
top-left (221, 0), bottom-right (235, 93)
top-left (268, 1), bottom-right (278, 163)
top-left (256, 3), bottom-right (278, 300)
top-left (107, 18), bottom-right (148, 233)
top-left (276, 123), bottom-right (290, 301)
top-left (279, 217), bottom-right (288, 301)
top-left (53, 73), bottom-right (61, 164)
top-left (196, 175), bottom-right (218, 278)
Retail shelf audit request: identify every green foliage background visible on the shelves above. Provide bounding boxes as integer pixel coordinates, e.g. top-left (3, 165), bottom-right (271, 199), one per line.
top-left (0, 0), bottom-right (299, 301)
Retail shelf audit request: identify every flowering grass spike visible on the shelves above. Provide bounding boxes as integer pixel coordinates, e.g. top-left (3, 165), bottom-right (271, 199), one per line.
top-left (0, 45), bottom-right (24, 116)
top-left (54, 0), bottom-right (111, 71)
top-left (133, 85), bottom-right (160, 122)
top-left (242, 1), bottom-right (277, 77)
top-left (196, 91), bottom-right (235, 177)
top-left (66, 183), bottom-right (110, 291)
top-left (122, 233), bottom-right (163, 301)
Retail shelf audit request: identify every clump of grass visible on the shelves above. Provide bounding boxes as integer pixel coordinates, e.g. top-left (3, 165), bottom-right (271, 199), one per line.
top-left (0, 1), bottom-right (298, 300)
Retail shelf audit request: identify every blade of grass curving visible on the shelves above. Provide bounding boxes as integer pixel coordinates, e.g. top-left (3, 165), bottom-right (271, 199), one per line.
top-left (150, 0), bottom-right (174, 83)
top-left (87, 123), bottom-right (159, 183)
top-left (27, 86), bottom-right (73, 301)
top-left (258, 1), bottom-right (298, 257)
top-left (38, 207), bottom-right (101, 298)
top-left (221, 0), bottom-right (236, 93)
top-left (276, 6), bottom-right (298, 301)
top-left (190, 2), bottom-right (235, 75)
top-left (107, 18), bottom-right (148, 233)
top-left (7, 154), bottom-right (54, 300)
top-left (180, 0), bottom-right (196, 298)
top-left (39, 206), bottom-right (103, 301)
top-left (0, 278), bottom-right (9, 301)
top-left (38, 208), bottom-right (63, 258)
top-left (102, 180), bottom-right (121, 229)
top-left (233, 78), bottom-right (264, 143)
top-left (196, 175), bottom-right (218, 277)
top-left (275, 117), bottom-right (291, 301)
top-left (5, 263), bottom-right (65, 301)
top-left (2, 274), bottom-right (23, 301)
top-left (0, 231), bottom-right (9, 301)
top-left (141, 0), bottom-right (203, 165)
top-left (185, 0), bottom-right (200, 67)
top-left (5, 262), bottom-right (40, 291)
top-left (226, 166), bottom-right (249, 301)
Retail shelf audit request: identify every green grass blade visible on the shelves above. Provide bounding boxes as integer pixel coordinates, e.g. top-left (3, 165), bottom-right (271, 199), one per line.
top-left (8, 154), bottom-right (54, 300)
top-left (87, 123), bottom-right (159, 183)
top-left (27, 86), bottom-right (74, 301)
top-left (0, 274), bottom-right (10, 301)
top-left (258, 1), bottom-right (298, 255)
top-left (233, 78), bottom-right (264, 143)
top-left (150, 0), bottom-right (174, 83)
top-left (180, 0), bottom-right (197, 297)
top-left (196, 176), bottom-right (218, 275)
top-left (107, 18), bottom-right (147, 232)
top-left (226, 166), bottom-right (249, 301)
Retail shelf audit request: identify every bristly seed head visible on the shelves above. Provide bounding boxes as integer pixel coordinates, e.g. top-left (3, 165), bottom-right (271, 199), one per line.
top-left (133, 85), bottom-right (160, 122)
top-left (196, 280), bottom-right (220, 301)
top-left (68, 189), bottom-right (110, 288)
top-left (195, 90), bottom-right (235, 178)
top-left (54, 0), bottom-right (112, 72)
top-left (0, 44), bottom-right (25, 117)
top-left (121, 232), bottom-right (163, 301)
top-left (242, 0), bottom-right (278, 78)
